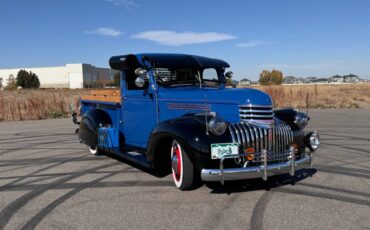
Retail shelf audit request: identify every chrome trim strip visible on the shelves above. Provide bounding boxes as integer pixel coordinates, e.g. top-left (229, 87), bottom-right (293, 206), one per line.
top-left (275, 120), bottom-right (280, 153)
top-left (248, 124), bottom-right (255, 148)
top-left (281, 121), bottom-right (286, 153)
top-left (232, 124), bottom-right (241, 144)
top-left (228, 125), bottom-right (236, 143)
top-left (241, 124), bottom-right (250, 147)
top-left (273, 124), bottom-right (276, 153)
top-left (257, 127), bottom-right (266, 152)
top-left (252, 125), bottom-right (260, 153)
top-left (240, 114), bottom-right (274, 118)
top-left (239, 104), bottom-right (274, 108)
top-left (289, 146), bottom-right (295, 176)
top-left (236, 123), bottom-right (246, 148)
top-left (239, 109), bottom-right (274, 113)
top-left (264, 128), bottom-right (268, 150)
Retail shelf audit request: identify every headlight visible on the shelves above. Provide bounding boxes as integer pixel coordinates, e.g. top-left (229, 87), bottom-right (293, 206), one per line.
top-left (208, 116), bottom-right (228, 136)
top-left (307, 131), bottom-right (320, 151)
top-left (294, 112), bottom-right (309, 129)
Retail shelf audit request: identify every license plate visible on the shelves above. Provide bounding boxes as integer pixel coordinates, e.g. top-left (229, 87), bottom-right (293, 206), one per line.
top-left (211, 143), bottom-right (239, 159)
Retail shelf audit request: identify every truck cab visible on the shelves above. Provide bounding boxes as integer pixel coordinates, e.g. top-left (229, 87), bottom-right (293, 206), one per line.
top-left (76, 53), bottom-right (320, 190)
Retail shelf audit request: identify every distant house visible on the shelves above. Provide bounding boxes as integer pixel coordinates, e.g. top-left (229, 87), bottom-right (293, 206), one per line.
top-left (343, 74), bottom-right (360, 83)
top-left (283, 76), bottom-right (296, 84)
top-left (239, 78), bottom-right (251, 86)
top-left (329, 75), bottom-right (344, 83)
top-left (283, 76), bottom-right (303, 84)
top-left (304, 77), bottom-right (317, 84)
top-left (314, 78), bottom-right (329, 84)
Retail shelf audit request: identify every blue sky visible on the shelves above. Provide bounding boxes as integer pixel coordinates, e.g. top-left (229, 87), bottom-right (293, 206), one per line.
top-left (1, 0), bottom-right (369, 80)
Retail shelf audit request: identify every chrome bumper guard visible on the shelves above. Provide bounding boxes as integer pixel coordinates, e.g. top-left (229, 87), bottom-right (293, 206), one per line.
top-left (201, 147), bottom-right (314, 184)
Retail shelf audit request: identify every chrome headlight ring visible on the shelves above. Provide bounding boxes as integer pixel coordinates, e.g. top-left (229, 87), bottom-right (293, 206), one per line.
top-left (306, 131), bottom-right (320, 151)
top-left (208, 116), bottom-right (228, 136)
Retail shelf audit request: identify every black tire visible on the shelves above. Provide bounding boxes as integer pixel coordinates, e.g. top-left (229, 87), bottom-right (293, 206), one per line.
top-left (170, 139), bottom-right (195, 190)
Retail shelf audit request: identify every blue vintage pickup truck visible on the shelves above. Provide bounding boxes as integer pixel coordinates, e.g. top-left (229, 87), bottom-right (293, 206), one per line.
top-left (74, 53), bottom-right (319, 190)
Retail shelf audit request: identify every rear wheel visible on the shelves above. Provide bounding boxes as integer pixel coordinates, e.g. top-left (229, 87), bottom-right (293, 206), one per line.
top-left (89, 146), bottom-right (102, 155)
top-left (171, 140), bottom-right (195, 190)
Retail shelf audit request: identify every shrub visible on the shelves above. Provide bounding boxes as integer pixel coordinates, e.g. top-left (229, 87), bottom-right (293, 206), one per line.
top-left (29, 72), bottom-right (40, 89)
top-left (259, 70), bottom-right (283, 85)
top-left (16, 70), bottom-right (40, 89)
top-left (5, 74), bottom-right (17, 90)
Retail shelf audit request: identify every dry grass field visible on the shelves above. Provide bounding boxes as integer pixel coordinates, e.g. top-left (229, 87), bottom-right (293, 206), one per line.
top-left (0, 89), bottom-right (90, 121)
top-left (0, 83), bottom-right (369, 121)
top-left (249, 83), bottom-right (370, 109)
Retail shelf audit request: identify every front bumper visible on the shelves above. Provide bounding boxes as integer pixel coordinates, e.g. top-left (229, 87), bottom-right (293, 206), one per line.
top-left (201, 149), bottom-right (313, 183)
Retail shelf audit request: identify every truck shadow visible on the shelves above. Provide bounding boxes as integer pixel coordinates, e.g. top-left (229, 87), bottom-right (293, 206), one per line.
top-left (205, 168), bottom-right (317, 194)
top-left (104, 151), bottom-right (317, 192)
top-left (104, 152), bottom-right (171, 178)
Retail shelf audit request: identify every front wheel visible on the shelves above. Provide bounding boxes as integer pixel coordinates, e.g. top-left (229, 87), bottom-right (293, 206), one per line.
top-left (170, 140), bottom-right (195, 190)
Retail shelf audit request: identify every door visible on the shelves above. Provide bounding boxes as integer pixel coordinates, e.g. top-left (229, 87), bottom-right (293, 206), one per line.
top-left (121, 90), bottom-right (157, 148)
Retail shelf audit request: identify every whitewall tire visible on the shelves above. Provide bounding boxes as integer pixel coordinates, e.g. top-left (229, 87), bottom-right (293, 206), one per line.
top-left (89, 147), bottom-right (101, 155)
top-left (170, 140), bottom-right (194, 190)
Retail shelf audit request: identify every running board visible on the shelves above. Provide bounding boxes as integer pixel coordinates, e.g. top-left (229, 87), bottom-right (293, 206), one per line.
top-left (110, 148), bottom-right (152, 169)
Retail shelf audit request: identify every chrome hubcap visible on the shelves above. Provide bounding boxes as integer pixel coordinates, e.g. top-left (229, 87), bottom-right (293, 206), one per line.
top-left (171, 154), bottom-right (179, 176)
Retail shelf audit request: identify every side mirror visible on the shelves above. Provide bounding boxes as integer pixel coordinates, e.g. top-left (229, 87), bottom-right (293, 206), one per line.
top-left (135, 76), bottom-right (146, 88)
top-left (135, 67), bottom-right (147, 76)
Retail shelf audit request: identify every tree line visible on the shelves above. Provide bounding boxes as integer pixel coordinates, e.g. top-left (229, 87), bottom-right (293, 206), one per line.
top-left (259, 70), bottom-right (283, 85)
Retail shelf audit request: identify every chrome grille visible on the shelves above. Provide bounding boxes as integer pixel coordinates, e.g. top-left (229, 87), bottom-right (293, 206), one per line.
top-left (228, 119), bottom-right (293, 164)
top-left (239, 104), bottom-right (274, 123)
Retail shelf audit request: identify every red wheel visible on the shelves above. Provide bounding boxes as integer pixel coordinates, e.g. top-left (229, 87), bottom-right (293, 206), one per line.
top-left (170, 140), bottom-right (194, 190)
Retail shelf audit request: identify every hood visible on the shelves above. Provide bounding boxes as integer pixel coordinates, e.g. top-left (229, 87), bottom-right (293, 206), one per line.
top-left (159, 87), bottom-right (273, 106)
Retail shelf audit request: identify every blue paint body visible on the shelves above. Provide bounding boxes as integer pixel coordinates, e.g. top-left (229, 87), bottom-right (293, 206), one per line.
top-left (98, 127), bottom-right (119, 148)
top-left (80, 54), bottom-right (273, 150)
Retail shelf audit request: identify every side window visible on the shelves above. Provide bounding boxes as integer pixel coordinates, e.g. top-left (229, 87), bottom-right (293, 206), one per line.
top-left (202, 68), bottom-right (218, 81)
top-left (202, 68), bottom-right (219, 87)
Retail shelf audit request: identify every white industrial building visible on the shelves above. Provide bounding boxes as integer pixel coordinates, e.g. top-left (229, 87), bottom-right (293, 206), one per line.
top-left (0, 64), bottom-right (111, 89)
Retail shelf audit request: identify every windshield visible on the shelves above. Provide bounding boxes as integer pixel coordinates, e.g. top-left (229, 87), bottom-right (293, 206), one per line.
top-left (155, 68), bottom-right (223, 87)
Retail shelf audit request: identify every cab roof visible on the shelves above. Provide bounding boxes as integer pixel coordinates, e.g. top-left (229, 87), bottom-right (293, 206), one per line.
top-left (109, 53), bottom-right (230, 70)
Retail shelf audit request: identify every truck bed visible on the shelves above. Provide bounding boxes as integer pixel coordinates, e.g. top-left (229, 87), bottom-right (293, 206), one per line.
top-left (81, 89), bottom-right (121, 103)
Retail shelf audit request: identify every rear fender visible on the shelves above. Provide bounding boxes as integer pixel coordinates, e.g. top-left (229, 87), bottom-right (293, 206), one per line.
top-left (78, 109), bottom-right (112, 148)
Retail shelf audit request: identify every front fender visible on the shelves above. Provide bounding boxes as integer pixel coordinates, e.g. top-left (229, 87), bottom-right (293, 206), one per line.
top-left (146, 116), bottom-right (232, 170)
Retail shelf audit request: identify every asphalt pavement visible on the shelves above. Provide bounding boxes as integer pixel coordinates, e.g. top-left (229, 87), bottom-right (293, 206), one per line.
top-left (0, 109), bottom-right (369, 230)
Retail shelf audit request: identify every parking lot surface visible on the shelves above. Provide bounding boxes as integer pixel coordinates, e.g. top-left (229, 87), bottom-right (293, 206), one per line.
top-left (0, 109), bottom-right (370, 229)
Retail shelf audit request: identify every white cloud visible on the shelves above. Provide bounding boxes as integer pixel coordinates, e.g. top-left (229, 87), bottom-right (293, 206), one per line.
top-left (236, 40), bottom-right (274, 48)
top-left (105, 0), bottom-right (139, 8)
top-left (85, 27), bottom-right (122, 37)
top-left (131, 30), bottom-right (237, 46)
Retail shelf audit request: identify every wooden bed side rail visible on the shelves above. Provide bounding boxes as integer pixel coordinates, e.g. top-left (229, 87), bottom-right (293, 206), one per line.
top-left (81, 89), bottom-right (121, 103)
